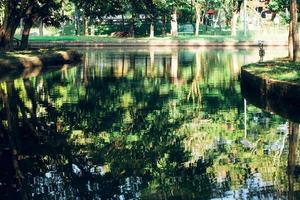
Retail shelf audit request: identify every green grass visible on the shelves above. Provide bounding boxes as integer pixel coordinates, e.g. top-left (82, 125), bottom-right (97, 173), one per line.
top-left (22, 35), bottom-right (237, 42)
top-left (24, 34), bottom-right (286, 43)
top-left (243, 59), bottom-right (300, 84)
top-left (18, 32), bottom-right (254, 43)
top-left (19, 26), bottom-right (288, 43)
top-left (13, 23), bottom-right (288, 43)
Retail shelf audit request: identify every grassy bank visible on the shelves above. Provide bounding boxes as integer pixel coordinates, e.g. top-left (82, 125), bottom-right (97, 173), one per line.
top-left (0, 49), bottom-right (82, 70)
top-left (0, 49), bottom-right (63, 59)
top-left (18, 27), bottom-right (287, 43)
top-left (243, 59), bottom-right (300, 84)
top-left (23, 35), bottom-right (247, 43)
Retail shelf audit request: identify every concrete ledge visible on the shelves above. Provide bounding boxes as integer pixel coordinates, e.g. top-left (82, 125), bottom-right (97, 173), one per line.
top-left (241, 68), bottom-right (300, 122)
top-left (29, 40), bottom-right (288, 48)
top-left (241, 68), bottom-right (300, 102)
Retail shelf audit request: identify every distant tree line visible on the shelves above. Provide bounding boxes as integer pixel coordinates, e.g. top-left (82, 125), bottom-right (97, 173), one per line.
top-left (0, 0), bottom-right (299, 59)
top-left (0, 0), bottom-right (246, 50)
top-left (66, 0), bottom-right (245, 37)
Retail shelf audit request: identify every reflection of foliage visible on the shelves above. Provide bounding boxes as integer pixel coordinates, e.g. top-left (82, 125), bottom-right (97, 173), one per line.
top-left (187, 79), bottom-right (201, 106)
top-left (0, 48), bottom-right (297, 199)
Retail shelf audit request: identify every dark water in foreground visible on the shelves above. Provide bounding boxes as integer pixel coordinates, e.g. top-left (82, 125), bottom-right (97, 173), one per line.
top-left (0, 47), bottom-right (299, 200)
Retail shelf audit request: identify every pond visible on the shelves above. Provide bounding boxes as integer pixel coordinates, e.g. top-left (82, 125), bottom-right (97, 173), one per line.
top-left (1, 47), bottom-right (299, 200)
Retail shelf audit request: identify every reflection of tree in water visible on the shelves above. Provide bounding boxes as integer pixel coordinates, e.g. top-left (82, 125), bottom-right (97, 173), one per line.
top-left (0, 80), bottom-right (78, 199)
top-left (0, 48), bottom-right (299, 200)
top-left (187, 51), bottom-right (202, 106)
top-left (0, 81), bottom-right (27, 199)
top-left (0, 79), bottom-right (134, 199)
top-left (0, 71), bottom-right (215, 199)
top-left (242, 85), bottom-right (300, 199)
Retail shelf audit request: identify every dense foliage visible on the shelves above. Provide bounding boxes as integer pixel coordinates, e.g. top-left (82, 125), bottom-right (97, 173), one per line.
top-left (0, 0), bottom-right (299, 61)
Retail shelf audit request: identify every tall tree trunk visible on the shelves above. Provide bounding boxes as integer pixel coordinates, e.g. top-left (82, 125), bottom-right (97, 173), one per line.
top-left (214, 11), bottom-right (220, 28)
top-left (290, 0), bottom-right (300, 61)
top-left (195, 4), bottom-right (201, 36)
top-left (150, 18), bottom-right (154, 38)
top-left (171, 7), bottom-right (178, 37)
top-left (289, 19), bottom-right (293, 59)
top-left (0, 1), bottom-right (21, 50)
top-left (0, 25), bottom-right (18, 50)
top-left (121, 14), bottom-right (126, 32)
top-left (84, 15), bottom-right (89, 36)
top-left (129, 14), bottom-right (136, 37)
top-left (75, 6), bottom-right (80, 35)
top-left (162, 15), bottom-right (166, 36)
top-left (61, 0), bottom-right (65, 16)
top-left (91, 25), bottom-right (95, 36)
top-left (90, 19), bottom-right (95, 36)
top-left (19, 18), bottom-right (24, 35)
top-left (271, 12), bottom-right (277, 21)
top-left (205, 15), bottom-right (208, 32)
top-left (20, 19), bottom-right (33, 50)
top-left (231, 12), bottom-right (239, 36)
top-left (201, 13), bottom-right (205, 24)
top-left (39, 21), bottom-right (44, 36)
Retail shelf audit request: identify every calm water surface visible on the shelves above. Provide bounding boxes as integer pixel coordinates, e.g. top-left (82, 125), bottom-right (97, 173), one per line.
top-left (1, 47), bottom-right (299, 200)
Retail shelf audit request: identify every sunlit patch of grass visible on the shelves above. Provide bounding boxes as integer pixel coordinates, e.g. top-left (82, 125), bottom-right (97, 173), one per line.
top-left (0, 48), bottom-right (67, 59)
top-left (24, 32), bottom-right (254, 43)
top-left (23, 27), bottom-right (288, 43)
top-left (243, 58), bottom-right (300, 84)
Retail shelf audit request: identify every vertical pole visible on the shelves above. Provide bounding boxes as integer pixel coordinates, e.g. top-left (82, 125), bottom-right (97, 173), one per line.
top-left (243, 0), bottom-right (247, 36)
